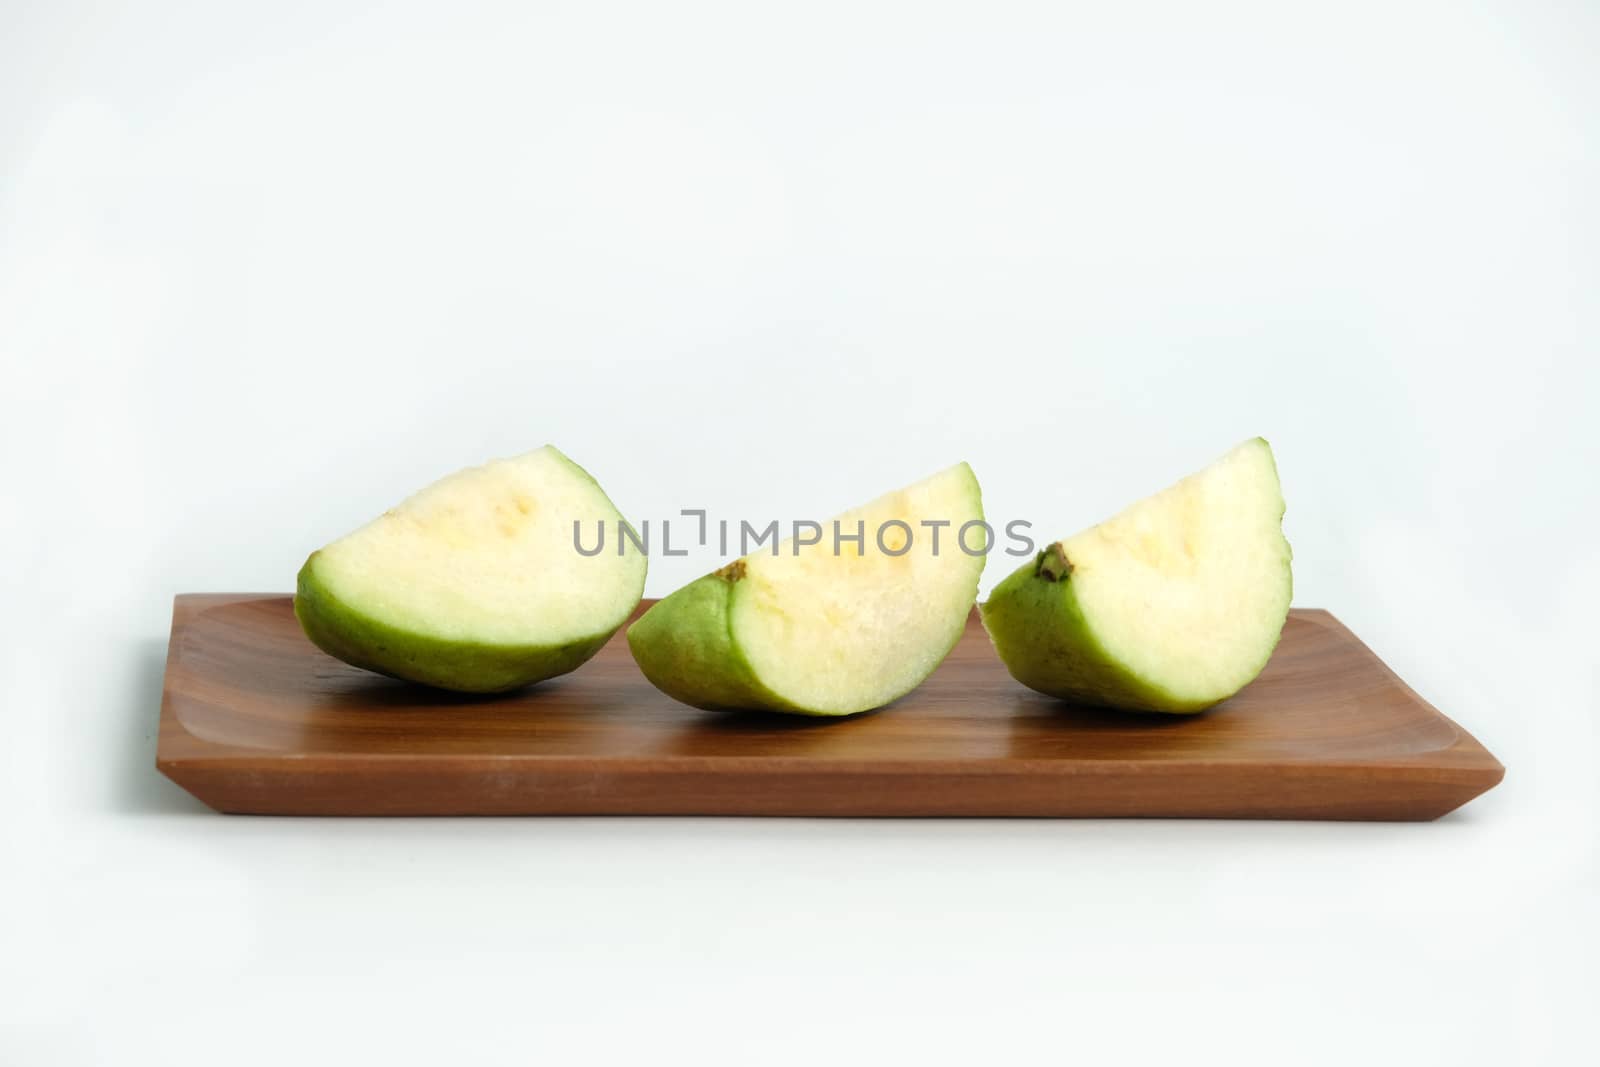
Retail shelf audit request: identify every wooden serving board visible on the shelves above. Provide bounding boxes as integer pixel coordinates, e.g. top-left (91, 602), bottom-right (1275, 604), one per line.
top-left (157, 595), bottom-right (1503, 819)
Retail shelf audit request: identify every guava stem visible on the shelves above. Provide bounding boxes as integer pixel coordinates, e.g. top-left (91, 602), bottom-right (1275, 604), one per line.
top-left (716, 559), bottom-right (748, 582)
top-left (1035, 542), bottom-right (1073, 582)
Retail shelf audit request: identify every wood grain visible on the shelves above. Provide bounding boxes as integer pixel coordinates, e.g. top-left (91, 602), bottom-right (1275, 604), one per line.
top-left (157, 596), bottom-right (1503, 819)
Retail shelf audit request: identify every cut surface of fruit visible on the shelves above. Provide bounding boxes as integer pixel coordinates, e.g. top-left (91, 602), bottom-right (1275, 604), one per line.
top-left (295, 445), bottom-right (645, 692)
top-left (628, 463), bottom-right (985, 716)
top-left (981, 438), bottom-right (1292, 713)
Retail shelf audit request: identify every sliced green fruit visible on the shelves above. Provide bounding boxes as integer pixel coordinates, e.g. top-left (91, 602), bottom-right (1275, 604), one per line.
top-left (295, 445), bottom-right (645, 693)
top-left (980, 438), bottom-right (1292, 713)
top-left (628, 463), bottom-right (986, 716)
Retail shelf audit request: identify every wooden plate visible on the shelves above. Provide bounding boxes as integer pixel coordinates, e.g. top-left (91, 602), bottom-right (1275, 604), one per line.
top-left (157, 595), bottom-right (1503, 819)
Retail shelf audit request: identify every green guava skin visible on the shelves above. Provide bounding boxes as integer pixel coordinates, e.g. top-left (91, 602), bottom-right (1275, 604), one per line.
top-left (294, 556), bottom-right (621, 693)
top-left (624, 569), bottom-right (811, 714)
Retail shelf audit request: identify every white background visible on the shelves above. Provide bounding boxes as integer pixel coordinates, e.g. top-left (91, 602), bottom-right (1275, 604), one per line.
top-left (3, 1), bottom-right (1596, 1063)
